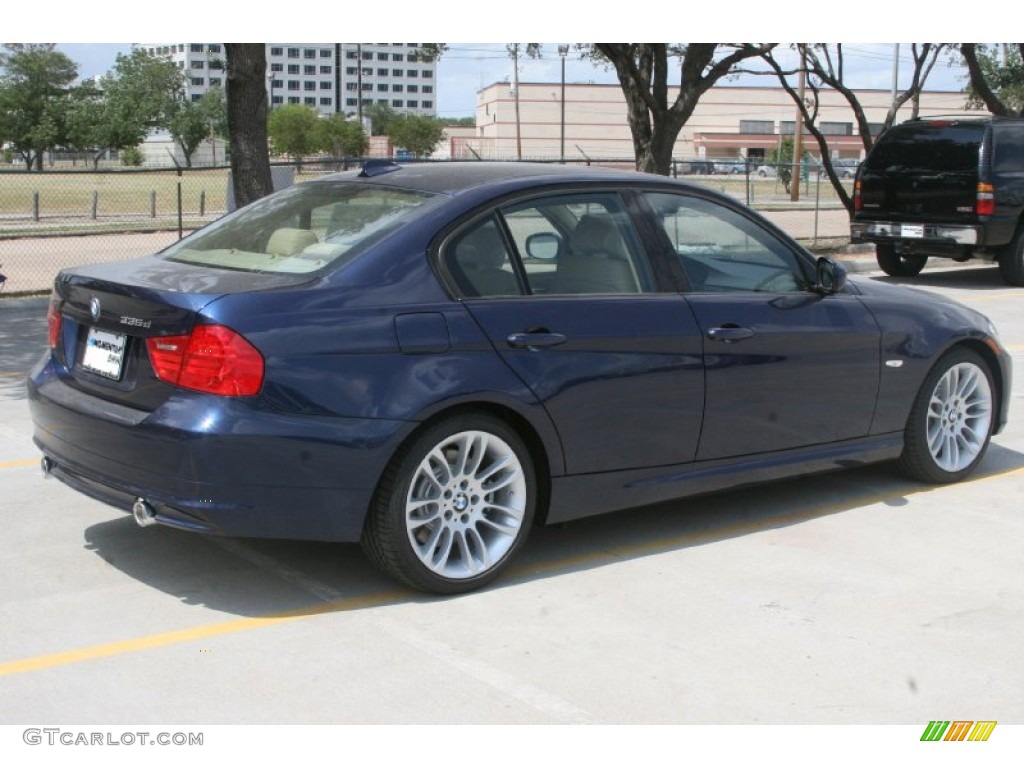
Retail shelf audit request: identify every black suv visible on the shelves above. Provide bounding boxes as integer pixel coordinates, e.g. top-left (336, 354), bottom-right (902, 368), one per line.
top-left (851, 116), bottom-right (1024, 285)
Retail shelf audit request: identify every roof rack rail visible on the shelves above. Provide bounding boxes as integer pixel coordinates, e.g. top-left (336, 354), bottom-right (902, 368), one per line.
top-left (910, 113), bottom-right (992, 121)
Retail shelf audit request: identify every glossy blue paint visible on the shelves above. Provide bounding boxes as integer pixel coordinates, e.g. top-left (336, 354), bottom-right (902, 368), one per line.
top-left (27, 163), bottom-right (1011, 558)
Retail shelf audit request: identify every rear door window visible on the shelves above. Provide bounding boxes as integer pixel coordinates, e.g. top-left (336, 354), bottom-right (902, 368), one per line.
top-left (866, 123), bottom-right (985, 173)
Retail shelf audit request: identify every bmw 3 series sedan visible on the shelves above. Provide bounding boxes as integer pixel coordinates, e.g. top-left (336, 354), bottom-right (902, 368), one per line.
top-left (28, 162), bottom-right (1011, 594)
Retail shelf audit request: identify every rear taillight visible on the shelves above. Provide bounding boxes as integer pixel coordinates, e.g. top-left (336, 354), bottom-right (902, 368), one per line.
top-left (146, 324), bottom-right (264, 397)
top-left (47, 295), bottom-right (62, 349)
top-left (976, 182), bottom-right (995, 216)
top-left (853, 179), bottom-right (862, 213)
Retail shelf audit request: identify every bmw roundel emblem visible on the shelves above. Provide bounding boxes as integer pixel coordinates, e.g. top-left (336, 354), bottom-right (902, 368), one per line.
top-left (89, 297), bottom-right (101, 322)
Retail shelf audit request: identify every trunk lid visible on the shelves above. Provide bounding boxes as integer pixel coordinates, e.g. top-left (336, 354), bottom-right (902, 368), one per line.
top-left (52, 255), bottom-right (313, 410)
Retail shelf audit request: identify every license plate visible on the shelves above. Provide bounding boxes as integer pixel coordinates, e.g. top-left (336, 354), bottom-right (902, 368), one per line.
top-left (901, 224), bottom-right (925, 238)
top-left (82, 327), bottom-right (127, 380)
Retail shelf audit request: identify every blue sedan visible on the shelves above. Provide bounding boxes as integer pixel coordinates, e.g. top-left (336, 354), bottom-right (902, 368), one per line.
top-left (28, 162), bottom-right (1011, 593)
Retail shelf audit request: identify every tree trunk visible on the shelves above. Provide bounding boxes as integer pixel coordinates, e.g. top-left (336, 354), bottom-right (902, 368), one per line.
top-left (224, 44), bottom-right (273, 207)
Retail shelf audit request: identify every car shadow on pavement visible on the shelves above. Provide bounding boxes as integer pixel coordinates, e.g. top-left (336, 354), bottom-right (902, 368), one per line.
top-left (79, 442), bottom-right (1024, 617)
top-left (873, 264), bottom-right (1011, 292)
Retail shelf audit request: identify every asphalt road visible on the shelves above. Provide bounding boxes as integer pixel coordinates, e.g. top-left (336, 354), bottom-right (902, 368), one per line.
top-left (0, 263), bottom-right (1021, 759)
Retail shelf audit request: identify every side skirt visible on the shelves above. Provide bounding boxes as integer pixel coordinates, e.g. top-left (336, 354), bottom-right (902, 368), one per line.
top-left (545, 433), bottom-right (904, 525)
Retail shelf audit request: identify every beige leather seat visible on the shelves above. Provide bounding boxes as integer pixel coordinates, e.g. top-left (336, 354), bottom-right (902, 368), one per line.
top-left (266, 228), bottom-right (318, 257)
top-left (451, 223), bottom-right (520, 297)
top-left (556, 214), bottom-right (639, 293)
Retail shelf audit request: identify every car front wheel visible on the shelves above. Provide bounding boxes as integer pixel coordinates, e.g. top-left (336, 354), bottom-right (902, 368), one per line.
top-left (876, 244), bottom-right (928, 277)
top-left (899, 348), bottom-right (995, 484)
top-left (362, 413), bottom-right (536, 594)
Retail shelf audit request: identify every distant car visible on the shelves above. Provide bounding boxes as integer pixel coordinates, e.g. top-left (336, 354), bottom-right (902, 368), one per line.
top-left (713, 159), bottom-right (748, 175)
top-left (679, 160), bottom-right (714, 175)
top-left (756, 165), bottom-right (777, 178)
top-left (30, 161), bottom-right (1011, 594)
top-left (821, 158), bottom-right (859, 179)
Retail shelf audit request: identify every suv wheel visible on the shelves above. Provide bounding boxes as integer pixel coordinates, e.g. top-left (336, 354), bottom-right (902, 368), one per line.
top-left (876, 244), bottom-right (927, 277)
top-left (998, 228), bottom-right (1024, 286)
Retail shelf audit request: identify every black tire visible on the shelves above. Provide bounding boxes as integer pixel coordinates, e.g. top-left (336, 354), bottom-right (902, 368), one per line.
top-left (876, 244), bottom-right (928, 277)
top-left (899, 348), bottom-right (996, 484)
top-left (362, 413), bottom-right (536, 594)
top-left (998, 228), bottom-right (1024, 286)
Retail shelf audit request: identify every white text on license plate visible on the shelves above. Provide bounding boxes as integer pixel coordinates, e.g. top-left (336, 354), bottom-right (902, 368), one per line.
top-left (82, 328), bottom-right (127, 380)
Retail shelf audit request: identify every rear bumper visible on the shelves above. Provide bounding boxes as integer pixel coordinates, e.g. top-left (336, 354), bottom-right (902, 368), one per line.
top-left (851, 220), bottom-right (981, 247)
top-left (28, 357), bottom-right (413, 542)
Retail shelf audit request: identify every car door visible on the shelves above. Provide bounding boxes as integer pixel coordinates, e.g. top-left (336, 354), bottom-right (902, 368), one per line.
top-left (641, 191), bottom-right (881, 462)
top-left (441, 191), bottom-right (705, 476)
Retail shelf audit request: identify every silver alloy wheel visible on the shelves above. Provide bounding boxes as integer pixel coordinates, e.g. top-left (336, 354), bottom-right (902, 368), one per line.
top-left (925, 361), bottom-right (993, 473)
top-left (404, 430), bottom-right (527, 580)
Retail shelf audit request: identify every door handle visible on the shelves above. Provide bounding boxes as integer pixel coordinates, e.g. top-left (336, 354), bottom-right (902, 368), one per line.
top-left (707, 326), bottom-right (754, 343)
top-left (506, 332), bottom-right (568, 350)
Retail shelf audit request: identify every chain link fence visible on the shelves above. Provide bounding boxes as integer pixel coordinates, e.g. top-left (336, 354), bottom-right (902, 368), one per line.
top-left (0, 159), bottom-right (853, 297)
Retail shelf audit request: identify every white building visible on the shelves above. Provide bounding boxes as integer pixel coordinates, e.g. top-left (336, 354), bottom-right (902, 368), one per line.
top-left (137, 43), bottom-right (438, 118)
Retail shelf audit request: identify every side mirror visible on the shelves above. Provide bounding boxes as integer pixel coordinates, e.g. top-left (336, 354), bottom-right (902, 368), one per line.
top-left (815, 256), bottom-right (847, 295)
top-left (525, 232), bottom-right (562, 260)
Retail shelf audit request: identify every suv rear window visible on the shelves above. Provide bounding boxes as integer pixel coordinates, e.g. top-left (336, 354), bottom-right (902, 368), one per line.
top-left (865, 123), bottom-right (985, 173)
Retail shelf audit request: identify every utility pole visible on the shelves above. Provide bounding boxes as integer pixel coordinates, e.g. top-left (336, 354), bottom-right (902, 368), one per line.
top-left (512, 44), bottom-right (522, 161)
top-left (559, 44), bottom-right (569, 164)
top-left (790, 59), bottom-right (806, 202)
top-left (357, 43), bottom-right (363, 127)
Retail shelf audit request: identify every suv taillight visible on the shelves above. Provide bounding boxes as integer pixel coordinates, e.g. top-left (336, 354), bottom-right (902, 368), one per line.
top-left (853, 179), bottom-right (862, 213)
top-left (976, 182), bottom-right (995, 216)
top-left (147, 324), bottom-right (264, 397)
top-left (47, 294), bottom-right (62, 349)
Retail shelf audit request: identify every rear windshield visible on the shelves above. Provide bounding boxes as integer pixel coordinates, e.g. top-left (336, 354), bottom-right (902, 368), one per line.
top-left (162, 181), bottom-right (439, 274)
top-left (865, 123), bottom-right (985, 173)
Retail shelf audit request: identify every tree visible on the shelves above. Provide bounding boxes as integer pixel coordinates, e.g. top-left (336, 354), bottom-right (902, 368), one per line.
top-left (318, 114), bottom-right (368, 158)
top-left (766, 136), bottom-right (812, 194)
top-left (591, 44), bottom-right (777, 175)
top-left (0, 43), bottom-right (78, 170)
top-left (224, 44), bottom-right (273, 207)
top-left (362, 102), bottom-right (399, 135)
top-left (760, 44), bottom-right (951, 213)
top-left (63, 49), bottom-right (185, 169)
top-left (962, 44), bottom-right (1024, 116)
top-left (388, 114), bottom-right (445, 158)
top-left (267, 103), bottom-right (322, 166)
top-left (168, 87), bottom-right (227, 167)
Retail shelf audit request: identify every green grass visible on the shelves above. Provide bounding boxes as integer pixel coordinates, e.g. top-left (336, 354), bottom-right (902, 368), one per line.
top-left (0, 169), bottom-right (231, 219)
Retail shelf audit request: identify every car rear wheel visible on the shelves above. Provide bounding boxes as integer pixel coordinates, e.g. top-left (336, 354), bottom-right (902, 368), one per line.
top-left (998, 228), bottom-right (1024, 286)
top-left (362, 413), bottom-right (536, 594)
top-left (899, 348), bottom-right (995, 484)
top-left (876, 244), bottom-right (928, 277)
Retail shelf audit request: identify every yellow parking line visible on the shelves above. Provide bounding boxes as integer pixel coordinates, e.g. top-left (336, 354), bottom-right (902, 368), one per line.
top-left (0, 458), bottom-right (38, 470)
top-left (1, 463), bottom-right (1022, 680)
top-left (0, 589), bottom-right (410, 678)
top-left (0, 371), bottom-right (26, 378)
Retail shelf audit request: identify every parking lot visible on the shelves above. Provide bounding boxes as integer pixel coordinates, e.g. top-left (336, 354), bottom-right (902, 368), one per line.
top-left (0, 263), bottom-right (1021, 738)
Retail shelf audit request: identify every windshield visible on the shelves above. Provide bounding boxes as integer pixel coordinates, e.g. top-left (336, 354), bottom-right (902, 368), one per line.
top-left (162, 181), bottom-right (439, 274)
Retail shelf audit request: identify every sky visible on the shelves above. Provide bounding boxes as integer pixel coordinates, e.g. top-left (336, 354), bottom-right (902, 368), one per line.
top-left (51, 42), bottom-right (972, 120)
top-left (10, 3), bottom-right (982, 119)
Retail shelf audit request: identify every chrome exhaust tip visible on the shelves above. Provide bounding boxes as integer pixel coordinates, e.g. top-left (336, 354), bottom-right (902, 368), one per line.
top-left (132, 498), bottom-right (158, 528)
top-left (40, 456), bottom-right (54, 479)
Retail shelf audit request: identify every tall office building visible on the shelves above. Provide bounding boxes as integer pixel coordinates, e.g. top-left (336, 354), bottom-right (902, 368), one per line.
top-left (137, 43), bottom-right (437, 118)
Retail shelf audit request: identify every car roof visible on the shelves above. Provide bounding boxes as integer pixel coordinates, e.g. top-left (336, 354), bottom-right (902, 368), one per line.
top-left (312, 161), bottom-right (669, 196)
